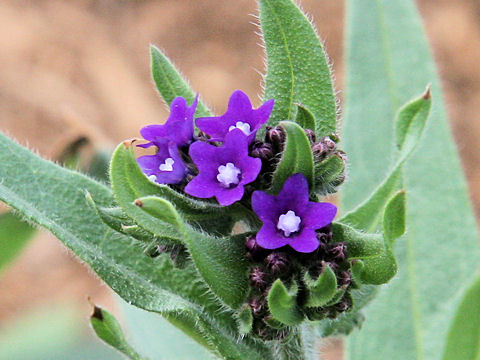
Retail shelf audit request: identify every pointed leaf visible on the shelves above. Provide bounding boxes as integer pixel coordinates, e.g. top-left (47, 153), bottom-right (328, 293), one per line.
top-left (382, 190), bottom-right (406, 246)
top-left (259, 0), bottom-right (337, 135)
top-left (236, 304), bottom-right (254, 335)
top-left (267, 279), bottom-right (304, 326)
top-left (270, 121), bottom-right (314, 194)
top-left (304, 263), bottom-right (337, 307)
top-left (332, 222), bottom-right (384, 260)
top-left (295, 104), bottom-right (316, 131)
top-left (150, 45), bottom-right (211, 117)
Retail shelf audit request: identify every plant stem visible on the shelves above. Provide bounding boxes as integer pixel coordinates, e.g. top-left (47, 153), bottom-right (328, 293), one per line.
top-left (275, 325), bottom-right (319, 360)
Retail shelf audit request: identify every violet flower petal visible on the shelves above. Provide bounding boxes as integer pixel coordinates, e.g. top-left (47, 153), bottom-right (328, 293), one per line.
top-left (256, 222), bottom-right (289, 250)
top-left (195, 90), bottom-right (274, 143)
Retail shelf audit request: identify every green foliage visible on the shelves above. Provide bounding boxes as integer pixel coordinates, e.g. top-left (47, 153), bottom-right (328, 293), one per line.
top-left (442, 274), bottom-right (480, 360)
top-left (0, 212), bottom-right (36, 273)
top-left (267, 279), bottom-right (304, 326)
top-left (304, 264), bottom-right (337, 307)
top-left (343, 1), bottom-right (480, 359)
top-left (295, 104), bottom-right (316, 131)
top-left (150, 45), bottom-right (211, 117)
top-left (259, 0), bottom-right (337, 136)
top-left (236, 304), bottom-right (254, 335)
top-left (332, 223), bottom-right (384, 260)
top-left (90, 304), bottom-right (146, 360)
top-left (270, 121), bottom-right (314, 194)
top-left (314, 154), bottom-right (345, 196)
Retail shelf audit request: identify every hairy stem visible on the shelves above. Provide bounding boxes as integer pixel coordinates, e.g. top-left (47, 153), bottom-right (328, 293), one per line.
top-left (275, 325), bottom-right (319, 360)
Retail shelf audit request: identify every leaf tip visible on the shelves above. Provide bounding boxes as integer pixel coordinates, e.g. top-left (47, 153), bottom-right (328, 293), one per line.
top-left (122, 138), bottom-right (140, 150)
top-left (422, 84), bottom-right (431, 100)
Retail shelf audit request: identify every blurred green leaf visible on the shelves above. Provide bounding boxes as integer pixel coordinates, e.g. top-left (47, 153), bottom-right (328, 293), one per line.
top-left (0, 211), bottom-right (36, 273)
top-left (343, 1), bottom-right (480, 359)
top-left (259, 0), bottom-right (337, 136)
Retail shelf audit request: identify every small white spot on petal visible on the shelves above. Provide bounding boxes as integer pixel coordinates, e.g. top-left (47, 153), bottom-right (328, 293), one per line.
top-left (277, 210), bottom-right (301, 237)
top-left (216, 162), bottom-right (241, 188)
top-left (159, 158), bottom-right (174, 172)
top-left (228, 121), bottom-right (251, 135)
top-left (148, 175), bottom-right (157, 182)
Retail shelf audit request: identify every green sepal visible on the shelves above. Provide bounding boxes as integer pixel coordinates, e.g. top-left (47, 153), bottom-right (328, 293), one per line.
top-left (236, 304), bottom-right (254, 335)
top-left (332, 222), bottom-right (384, 259)
top-left (295, 104), bottom-right (316, 131)
top-left (304, 263), bottom-right (338, 307)
top-left (267, 279), bottom-right (304, 326)
top-left (314, 154), bottom-right (346, 195)
top-left (259, 0), bottom-right (337, 136)
top-left (270, 121), bottom-right (314, 194)
top-left (150, 45), bottom-right (211, 118)
top-left (90, 304), bottom-right (146, 360)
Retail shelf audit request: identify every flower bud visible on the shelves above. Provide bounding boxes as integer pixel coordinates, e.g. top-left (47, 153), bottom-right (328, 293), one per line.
top-left (326, 242), bottom-right (347, 263)
top-left (265, 252), bottom-right (290, 276)
top-left (312, 136), bottom-right (337, 160)
top-left (144, 244), bottom-right (168, 258)
top-left (250, 141), bottom-right (274, 162)
top-left (337, 270), bottom-right (352, 287)
top-left (248, 297), bottom-right (266, 317)
top-left (265, 126), bottom-right (286, 152)
top-left (249, 266), bottom-right (269, 289)
top-left (245, 236), bottom-right (269, 262)
top-left (334, 294), bottom-right (352, 313)
top-left (304, 129), bottom-right (316, 144)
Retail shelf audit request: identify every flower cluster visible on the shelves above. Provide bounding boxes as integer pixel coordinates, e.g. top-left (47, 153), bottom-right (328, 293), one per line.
top-left (137, 90), bottom-right (349, 339)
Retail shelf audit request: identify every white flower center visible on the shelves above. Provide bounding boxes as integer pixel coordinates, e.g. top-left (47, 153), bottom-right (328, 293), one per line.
top-left (277, 210), bottom-right (301, 237)
top-left (216, 162), bottom-right (241, 188)
top-left (228, 121), bottom-right (251, 135)
top-left (147, 174), bottom-right (157, 182)
top-left (159, 158), bottom-right (174, 172)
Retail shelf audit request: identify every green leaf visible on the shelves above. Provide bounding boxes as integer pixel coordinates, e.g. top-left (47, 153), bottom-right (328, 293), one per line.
top-left (150, 45), bottom-right (211, 117)
top-left (0, 211), bottom-right (36, 273)
top-left (442, 274), bottom-right (480, 360)
top-left (295, 104), bottom-right (316, 131)
top-left (314, 154), bottom-right (346, 196)
top-left (304, 263), bottom-right (337, 307)
top-left (90, 304), bottom-right (147, 360)
top-left (270, 121), bottom-right (314, 194)
top-left (259, 0), bottom-right (337, 136)
top-left (343, 1), bottom-right (480, 359)
top-left (340, 90), bottom-right (431, 232)
top-left (332, 222), bottom-right (384, 260)
top-left (236, 304), bottom-right (254, 335)
top-left (0, 132), bottom-right (270, 359)
top-left (382, 190), bottom-right (406, 246)
top-left (267, 279), bottom-right (304, 326)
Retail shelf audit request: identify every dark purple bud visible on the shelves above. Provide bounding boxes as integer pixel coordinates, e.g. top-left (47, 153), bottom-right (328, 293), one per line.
top-left (334, 295), bottom-right (352, 313)
top-left (337, 270), bottom-right (352, 287)
top-left (248, 297), bottom-right (266, 317)
top-left (250, 141), bottom-right (274, 161)
top-left (304, 129), bottom-right (316, 144)
top-left (265, 126), bottom-right (286, 150)
top-left (265, 252), bottom-right (290, 276)
top-left (326, 242), bottom-right (347, 263)
top-left (196, 130), bottom-right (210, 141)
top-left (249, 266), bottom-right (269, 289)
top-left (245, 236), bottom-right (268, 261)
top-left (312, 136), bottom-right (337, 160)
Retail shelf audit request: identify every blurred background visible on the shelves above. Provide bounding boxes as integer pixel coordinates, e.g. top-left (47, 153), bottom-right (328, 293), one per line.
top-left (1, 0), bottom-right (479, 359)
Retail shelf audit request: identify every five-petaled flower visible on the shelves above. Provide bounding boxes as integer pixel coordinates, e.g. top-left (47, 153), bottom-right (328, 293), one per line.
top-left (196, 90), bottom-right (274, 143)
top-left (185, 129), bottom-right (262, 206)
top-left (252, 174), bottom-right (337, 253)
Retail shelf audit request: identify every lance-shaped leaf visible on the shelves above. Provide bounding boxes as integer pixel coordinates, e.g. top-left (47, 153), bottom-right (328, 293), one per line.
top-left (236, 304), bottom-right (254, 336)
top-left (0, 132), bottom-right (270, 359)
top-left (340, 89), bottom-right (431, 232)
top-left (150, 45), bottom-right (211, 118)
top-left (304, 263), bottom-right (337, 307)
top-left (332, 222), bottom-right (384, 260)
top-left (442, 274), bottom-right (480, 360)
top-left (270, 121), bottom-right (314, 194)
top-left (343, 1), bottom-right (480, 359)
top-left (267, 279), bottom-right (304, 326)
top-left (90, 304), bottom-right (147, 360)
top-left (135, 196), bottom-right (249, 310)
top-left (295, 104), bottom-right (316, 131)
top-left (259, 0), bottom-right (337, 136)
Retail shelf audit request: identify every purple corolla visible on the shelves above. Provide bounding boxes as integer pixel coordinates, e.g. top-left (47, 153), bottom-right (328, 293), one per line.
top-left (195, 90), bottom-right (274, 143)
top-left (138, 96), bottom-right (198, 149)
top-left (252, 174), bottom-right (337, 253)
top-left (137, 139), bottom-right (188, 184)
top-left (185, 129), bottom-right (262, 206)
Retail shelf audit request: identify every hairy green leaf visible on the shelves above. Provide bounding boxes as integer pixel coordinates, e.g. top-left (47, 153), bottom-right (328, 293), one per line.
top-left (236, 304), bottom-right (254, 335)
top-left (382, 190), bottom-right (406, 246)
top-left (304, 264), bottom-right (337, 307)
top-left (314, 154), bottom-right (345, 196)
top-left (332, 223), bottom-right (384, 260)
top-left (442, 274), bottom-right (480, 360)
top-left (270, 121), bottom-right (314, 194)
top-left (259, 0), bottom-right (337, 135)
top-left (343, 1), bottom-right (480, 359)
top-left (150, 45), bottom-right (211, 117)
top-left (267, 279), bottom-right (304, 326)
top-left (295, 104), bottom-right (316, 131)
top-left (0, 212), bottom-right (36, 273)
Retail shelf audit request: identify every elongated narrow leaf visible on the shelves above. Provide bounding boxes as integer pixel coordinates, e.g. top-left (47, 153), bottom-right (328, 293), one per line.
top-left (0, 212), bottom-right (36, 273)
top-left (343, 1), bottom-right (480, 359)
top-left (259, 0), bottom-right (337, 135)
top-left (150, 45), bottom-right (211, 117)
top-left (270, 121), bottom-right (314, 194)
top-left (90, 304), bottom-right (147, 360)
top-left (442, 274), bottom-right (480, 360)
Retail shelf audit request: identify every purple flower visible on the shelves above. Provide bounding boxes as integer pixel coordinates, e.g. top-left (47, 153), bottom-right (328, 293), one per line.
top-left (138, 96), bottom-right (198, 149)
top-left (137, 139), bottom-right (188, 184)
top-left (184, 129), bottom-right (262, 206)
top-left (252, 174), bottom-right (337, 253)
top-left (195, 90), bottom-right (274, 143)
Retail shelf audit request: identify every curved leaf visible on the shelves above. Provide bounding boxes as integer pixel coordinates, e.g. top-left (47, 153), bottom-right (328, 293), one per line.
top-left (304, 264), bottom-right (337, 307)
top-left (259, 0), bottom-right (337, 135)
top-left (267, 279), bottom-right (304, 326)
top-left (332, 222), bottom-right (384, 260)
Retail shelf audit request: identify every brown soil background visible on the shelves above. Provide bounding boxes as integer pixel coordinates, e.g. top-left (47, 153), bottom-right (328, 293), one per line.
top-left (1, 0), bottom-right (479, 358)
